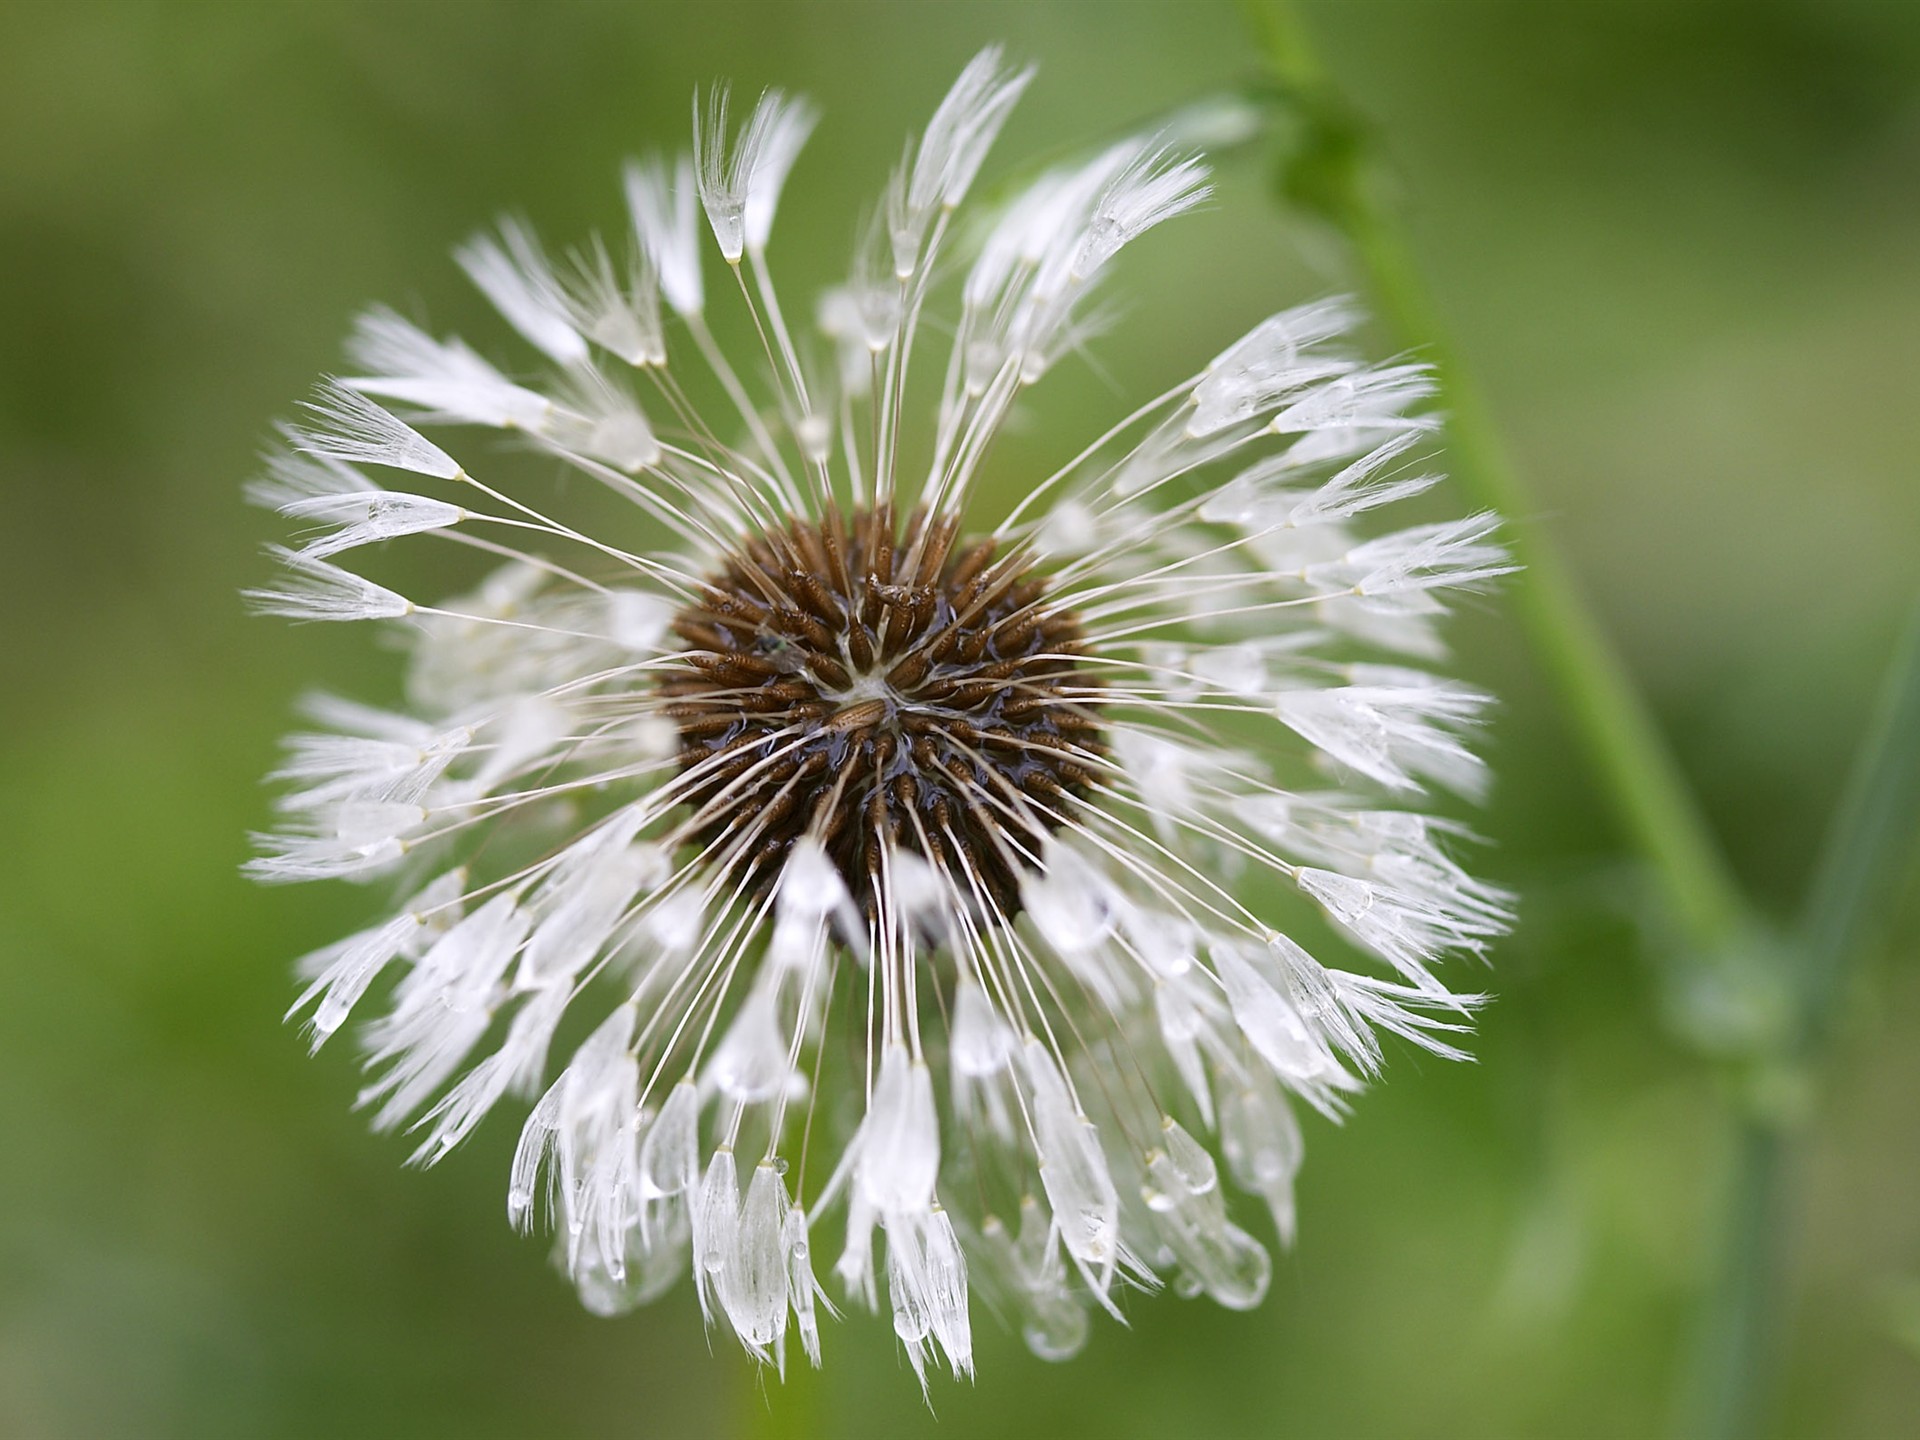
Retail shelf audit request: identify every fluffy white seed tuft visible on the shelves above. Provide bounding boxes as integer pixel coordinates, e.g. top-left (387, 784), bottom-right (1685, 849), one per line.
top-left (247, 49), bottom-right (1511, 1392)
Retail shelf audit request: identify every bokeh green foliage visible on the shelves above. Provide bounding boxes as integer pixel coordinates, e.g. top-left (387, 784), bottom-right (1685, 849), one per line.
top-left (2, 2), bottom-right (1917, 1436)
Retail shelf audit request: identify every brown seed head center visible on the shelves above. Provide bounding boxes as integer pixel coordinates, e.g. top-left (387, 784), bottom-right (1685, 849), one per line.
top-left (660, 505), bottom-right (1103, 917)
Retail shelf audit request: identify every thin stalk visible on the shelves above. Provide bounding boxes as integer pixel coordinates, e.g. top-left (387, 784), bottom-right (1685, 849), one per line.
top-left (1691, 599), bottom-right (1920, 1440)
top-left (1239, 0), bottom-right (1748, 954)
top-left (1790, 600), bottom-right (1920, 1049)
top-left (1690, 1117), bottom-right (1794, 1440)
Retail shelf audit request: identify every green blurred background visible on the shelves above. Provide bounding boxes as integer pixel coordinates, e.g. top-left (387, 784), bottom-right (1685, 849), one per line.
top-left (3, 1), bottom-right (1917, 1436)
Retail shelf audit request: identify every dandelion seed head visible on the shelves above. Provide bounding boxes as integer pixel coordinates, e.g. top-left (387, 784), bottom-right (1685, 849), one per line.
top-left (248, 48), bottom-right (1512, 1388)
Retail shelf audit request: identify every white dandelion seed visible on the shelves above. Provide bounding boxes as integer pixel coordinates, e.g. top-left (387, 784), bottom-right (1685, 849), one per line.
top-left (249, 50), bottom-right (1512, 1387)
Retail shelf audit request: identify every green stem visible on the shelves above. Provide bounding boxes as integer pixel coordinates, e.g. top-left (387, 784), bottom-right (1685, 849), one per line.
top-left (1691, 1116), bottom-right (1793, 1440)
top-left (1691, 599), bottom-right (1920, 1440)
top-left (1238, 0), bottom-right (1748, 954)
top-left (1790, 599), bottom-right (1920, 1049)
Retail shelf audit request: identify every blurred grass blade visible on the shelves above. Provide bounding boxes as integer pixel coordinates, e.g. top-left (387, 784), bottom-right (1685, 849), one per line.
top-left (1691, 1115), bottom-right (1792, 1440)
top-left (1792, 598), bottom-right (1920, 1047)
top-left (1692, 597), bottom-right (1920, 1440)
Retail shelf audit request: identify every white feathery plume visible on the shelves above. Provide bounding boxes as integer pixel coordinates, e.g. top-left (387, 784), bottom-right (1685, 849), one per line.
top-left (342, 306), bottom-right (554, 431)
top-left (693, 87), bottom-right (819, 263)
top-left (243, 545), bottom-right (412, 623)
top-left (558, 237), bottom-right (666, 368)
top-left (891, 46), bottom-right (1033, 278)
top-left (279, 489), bottom-right (465, 558)
top-left (456, 217), bottom-right (589, 367)
top-left (625, 153), bottom-right (705, 317)
top-left (291, 381), bottom-right (463, 480)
